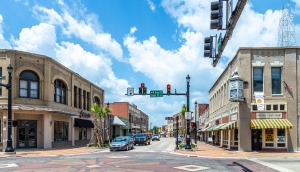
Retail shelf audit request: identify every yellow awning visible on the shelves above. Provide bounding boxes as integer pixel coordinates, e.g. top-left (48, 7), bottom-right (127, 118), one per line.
top-left (250, 119), bottom-right (293, 129)
top-left (219, 121), bottom-right (238, 130)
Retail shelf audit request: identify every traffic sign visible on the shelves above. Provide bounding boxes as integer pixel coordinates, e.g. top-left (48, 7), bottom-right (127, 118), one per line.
top-left (150, 90), bottom-right (163, 97)
top-left (127, 87), bottom-right (134, 96)
top-left (185, 112), bottom-right (191, 120)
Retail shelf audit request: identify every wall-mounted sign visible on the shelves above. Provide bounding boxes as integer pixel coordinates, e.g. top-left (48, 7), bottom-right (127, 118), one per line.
top-left (277, 136), bottom-right (285, 142)
top-left (79, 110), bottom-right (90, 118)
top-left (185, 112), bottom-right (191, 120)
top-left (231, 114), bottom-right (237, 121)
top-left (256, 113), bottom-right (282, 119)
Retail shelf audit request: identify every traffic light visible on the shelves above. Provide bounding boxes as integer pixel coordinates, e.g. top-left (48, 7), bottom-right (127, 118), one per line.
top-left (143, 87), bottom-right (147, 94)
top-left (204, 36), bottom-right (213, 58)
top-left (139, 87), bottom-right (143, 94)
top-left (140, 83), bottom-right (146, 95)
top-left (167, 84), bottom-right (171, 95)
top-left (191, 122), bottom-right (195, 127)
top-left (210, 0), bottom-right (223, 30)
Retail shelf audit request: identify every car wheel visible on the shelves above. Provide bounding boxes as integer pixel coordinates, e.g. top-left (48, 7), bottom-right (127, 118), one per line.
top-left (152, 139), bottom-right (154, 141)
top-left (110, 149), bottom-right (113, 152)
top-left (131, 144), bottom-right (134, 149)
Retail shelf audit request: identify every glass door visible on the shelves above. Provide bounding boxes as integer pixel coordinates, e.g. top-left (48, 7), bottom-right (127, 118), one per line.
top-left (18, 128), bottom-right (26, 148)
top-left (251, 129), bottom-right (262, 151)
top-left (17, 120), bottom-right (37, 148)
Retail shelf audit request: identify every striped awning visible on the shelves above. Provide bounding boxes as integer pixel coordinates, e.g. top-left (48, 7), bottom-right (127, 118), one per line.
top-left (250, 119), bottom-right (293, 129)
top-left (207, 125), bottom-right (219, 132)
top-left (219, 121), bottom-right (238, 130)
top-left (213, 123), bottom-right (227, 131)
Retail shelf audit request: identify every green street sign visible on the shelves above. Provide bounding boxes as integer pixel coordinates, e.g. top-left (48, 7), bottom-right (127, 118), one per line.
top-left (218, 33), bottom-right (222, 50)
top-left (150, 90), bottom-right (163, 97)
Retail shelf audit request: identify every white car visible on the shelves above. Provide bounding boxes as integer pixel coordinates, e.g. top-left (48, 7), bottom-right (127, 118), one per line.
top-left (152, 134), bottom-right (160, 141)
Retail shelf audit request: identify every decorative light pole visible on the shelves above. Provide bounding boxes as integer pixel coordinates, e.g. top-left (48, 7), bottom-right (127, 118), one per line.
top-left (0, 65), bottom-right (14, 152)
top-left (194, 101), bottom-right (197, 144)
top-left (185, 75), bottom-right (191, 149)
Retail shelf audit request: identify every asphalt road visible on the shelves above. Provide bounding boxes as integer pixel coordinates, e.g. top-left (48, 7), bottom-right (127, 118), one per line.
top-left (0, 137), bottom-right (296, 172)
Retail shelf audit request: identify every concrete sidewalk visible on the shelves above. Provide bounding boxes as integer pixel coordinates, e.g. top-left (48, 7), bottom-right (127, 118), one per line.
top-left (175, 141), bottom-right (300, 158)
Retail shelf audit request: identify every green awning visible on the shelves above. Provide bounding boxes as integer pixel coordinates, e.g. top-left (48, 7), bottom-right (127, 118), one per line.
top-left (214, 123), bottom-right (227, 131)
top-left (207, 125), bottom-right (219, 132)
top-left (119, 117), bottom-right (130, 130)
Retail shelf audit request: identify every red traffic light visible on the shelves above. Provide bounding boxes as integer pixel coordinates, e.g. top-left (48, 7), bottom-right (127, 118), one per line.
top-left (167, 84), bottom-right (171, 89)
top-left (141, 83), bottom-right (145, 87)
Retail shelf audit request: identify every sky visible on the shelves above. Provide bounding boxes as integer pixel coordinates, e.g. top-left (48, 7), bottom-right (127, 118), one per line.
top-left (1, 0), bottom-right (300, 127)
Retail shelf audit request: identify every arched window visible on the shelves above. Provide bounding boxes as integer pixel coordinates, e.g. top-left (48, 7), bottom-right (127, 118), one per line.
top-left (93, 96), bottom-right (100, 106)
top-left (19, 70), bottom-right (39, 99)
top-left (54, 79), bottom-right (67, 104)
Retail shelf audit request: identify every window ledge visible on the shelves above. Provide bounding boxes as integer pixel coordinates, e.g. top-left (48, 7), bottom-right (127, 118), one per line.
top-left (272, 94), bottom-right (284, 97)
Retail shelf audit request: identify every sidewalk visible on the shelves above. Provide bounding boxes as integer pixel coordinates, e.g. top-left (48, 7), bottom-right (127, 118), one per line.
top-left (175, 141), bottom-right (300, 158)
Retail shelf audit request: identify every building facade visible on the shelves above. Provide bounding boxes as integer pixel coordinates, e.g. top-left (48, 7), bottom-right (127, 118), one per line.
top-left (0, 50), bottom-right (104, 151)
top-left (208, 47), bottom-right (299, 152)
top-left (165, 117), bottom-right (173, 137)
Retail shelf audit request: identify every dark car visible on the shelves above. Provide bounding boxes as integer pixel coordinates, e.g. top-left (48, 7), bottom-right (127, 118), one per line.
top-left (152, 134), bottom-right (160, 141)
top-left (126, 133), bottom-right (136, 139)
top-left (134, 133), bottom-right (151, 145)
top-left (109, 136), bottom-right (134, 151)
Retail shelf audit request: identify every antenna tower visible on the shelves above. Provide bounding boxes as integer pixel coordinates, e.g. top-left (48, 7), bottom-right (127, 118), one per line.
top-left (278, 0), bottom-right (296, 46)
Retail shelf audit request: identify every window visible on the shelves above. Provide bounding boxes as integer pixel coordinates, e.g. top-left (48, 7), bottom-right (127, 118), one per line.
top-left (79, 127), bottom-right (87, 140)
top-left (0, 118), bottom-right (1, 142)
top-left (271, 68), bottom-right (281, 94)
top-left (19, 70), bottom-right (39, 99)
top-left (54, 80), bottom-right (66, 104)
top-left (277, 129), bottom-right (285, 142)
top-left (280, 104), bottom-right (285, 110)
top-left (54, 121), bottom-right (68, 141)
top-left (78, 88), bottom-right (82, 109)
top-left (266, 105), bottom-right (271, 110)
top-left (83, 90), bottom-right (86, 110)
top-left (74, 86), bottom-right (77, 108)
top-left (252, 105), bottom-right (257, 110)
top-left (253, 68), bottom-right (263, 92)
top-left (94, 96), bottom-right (100, 106)
top-left (0, 67), bottom-right (2, 96)
top-left (87, 92), bottom-right (90, 111)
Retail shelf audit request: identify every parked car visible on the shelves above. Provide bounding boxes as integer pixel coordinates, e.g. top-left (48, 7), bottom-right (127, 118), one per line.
top-left (134, 133), bottom-right (151, 145)
top-left (109, 136), bottom-right (134, 151)
top-left (126, 133), bottom-right (136, 139)
top-left (152, 134), bottom-right (160, 141)
top-left (175, 134), bottom-right (184, 143)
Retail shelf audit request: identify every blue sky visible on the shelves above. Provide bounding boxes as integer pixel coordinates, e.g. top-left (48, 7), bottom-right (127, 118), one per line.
top-left (1, 0), bottom-right (300, 127)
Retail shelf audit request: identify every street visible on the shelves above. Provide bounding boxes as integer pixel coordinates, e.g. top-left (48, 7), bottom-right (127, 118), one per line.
top-left (0, 137), bottom-right (297, 171)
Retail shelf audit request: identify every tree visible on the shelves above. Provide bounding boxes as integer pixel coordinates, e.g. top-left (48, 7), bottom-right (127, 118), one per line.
top-left (104, 107), bottom-right (112, 145)
top-left (180, 104), bottom-right (187, 139)
top-left (152, 126), bottom-right (159, 134)
top-left (91, 103), bottom-right (105, 145)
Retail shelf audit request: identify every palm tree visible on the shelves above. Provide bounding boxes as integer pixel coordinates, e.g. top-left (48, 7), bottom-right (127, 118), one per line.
top-left (104, 107), bottom-right (112, 145)
top-left (91, 103), bottom-right (105, 145)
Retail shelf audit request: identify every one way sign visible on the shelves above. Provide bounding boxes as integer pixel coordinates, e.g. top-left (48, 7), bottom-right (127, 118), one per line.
top-left (127, 87), bottom-right (134, 96)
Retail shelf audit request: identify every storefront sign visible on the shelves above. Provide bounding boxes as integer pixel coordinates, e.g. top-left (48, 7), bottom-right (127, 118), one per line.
top-left (79, 110), bottom-right (90, 118)
top-left (231, 114), bottom-right (237, 121)
top-left (265, 129), bottom-right (274, 142)
top-left (256, 113), bottom-right (282, 119)
top-left (277, 136), bottom-right (285, 142)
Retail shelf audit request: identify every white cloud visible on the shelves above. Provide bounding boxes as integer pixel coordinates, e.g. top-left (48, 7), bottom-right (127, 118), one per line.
top-left (130, 27), bottom-right (137, 34)
top-left (33, 5), bottom-right (64, 25)
top-left (148, 0), bottom-right (156, 11)
top-left (0, 14), bottom-right (11, 49)
top-left (11, 23), bottom-right (56, 57)
top-left (14, 0), bottom-right (29, 6)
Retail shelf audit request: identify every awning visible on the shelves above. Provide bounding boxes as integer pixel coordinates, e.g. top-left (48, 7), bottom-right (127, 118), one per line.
top-left (250, 119), bottom-right (293, 129)
top-left (207, 125), bottom-right (219, 132)
top-left (201, 124), bottom-right (209, 132)
top-left (214, 123), bottom-right (227, 131)
top-left (119, 117), bottom-right (130, 129)
top-left (74, 118), bottom-right (94, 128)
top-left (111, 116), bottom-right (126, 126)
top-left (220, 121), bottom-right (238, 130)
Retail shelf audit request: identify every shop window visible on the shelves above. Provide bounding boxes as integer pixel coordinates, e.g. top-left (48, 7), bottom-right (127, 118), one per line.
top-left (79, 127), bottom-right (87, 140)
top-left (280, 104), bottom-right (285, 110)
top-left (252, 105), bottom-right (257, 110)
top-left (265, 143), bottom-right (274, 147)
top-left (271, 67), bottom-right (281, 94)
top-left (234, 129), bottom-right (238, 141)
top-left (277, 143), bottom-right (285, 147)
top-left (54, 80), bottom-right (67, 104)
top-left (54, 121), bottom-right (68, 141)
top-left (253, 68), bottom-right (263, 92)
top-left (277, 129), bottom-right (285, 142)
top-left (266, 105), bottom-right (271, 110)
top-left (19, 70), bottom-right (39, 99)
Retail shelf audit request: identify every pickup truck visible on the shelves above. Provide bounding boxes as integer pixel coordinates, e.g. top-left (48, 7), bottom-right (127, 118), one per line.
top-left (134, 133), bottom-right (151, 145)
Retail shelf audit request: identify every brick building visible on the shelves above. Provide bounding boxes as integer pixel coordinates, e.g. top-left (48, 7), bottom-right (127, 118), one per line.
top-left (173, 112), bottom-right (184, 137)
top-left (106, 102), bottom-right (149, 136)
top-left (0, 49), bottom-right (104, 150)
top-left (207, 47), bottom-right (299, 152)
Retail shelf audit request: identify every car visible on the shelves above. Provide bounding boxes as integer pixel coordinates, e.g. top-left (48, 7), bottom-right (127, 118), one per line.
top-left (152, 134), bottom-right (160, 141)
top-left (126, 133), bottom-right (136, 139)
top-left (109, 136), bottom-right (134, 151)
top-left (175, 134), bottom-right (184, 143)
top-left (134, 133), bottom-right (151, 145)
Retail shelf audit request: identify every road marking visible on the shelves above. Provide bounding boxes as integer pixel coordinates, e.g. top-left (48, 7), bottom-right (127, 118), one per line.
top-left (173, 165), bottom-right (210, 171)
top-left (0, 164), bottom-right (18, 168)
top-left (87, 165), bottom-right (100, 168)
top-left (107, 156), bottom-right (129, 158)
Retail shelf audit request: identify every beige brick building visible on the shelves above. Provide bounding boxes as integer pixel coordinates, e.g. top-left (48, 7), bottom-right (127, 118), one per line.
top-left (207, 47), bottom-right (299, 152)
top-left (0, 49), bottom-right (104, 150)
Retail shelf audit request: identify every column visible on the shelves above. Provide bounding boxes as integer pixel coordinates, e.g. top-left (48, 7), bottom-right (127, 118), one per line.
top-left (43, 113), bottom-right (52, 149)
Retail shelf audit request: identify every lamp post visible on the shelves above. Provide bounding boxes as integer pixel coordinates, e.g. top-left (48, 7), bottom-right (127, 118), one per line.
top-left (176, 116), bottom-right (179, 149)
top-left (194, 101), bottom-right (197, 144)
top-left (0, 65), bottom-right (14, 152)
top-left (185, 74), bottom-right (191, 149)
top-left (129, 112), bottom-right (131, 134)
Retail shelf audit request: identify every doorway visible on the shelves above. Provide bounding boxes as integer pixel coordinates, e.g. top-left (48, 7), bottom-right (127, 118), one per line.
top-left (251, 129), bottom-right (262, 151)
top-left (17, 120), bottom-right (37, 148)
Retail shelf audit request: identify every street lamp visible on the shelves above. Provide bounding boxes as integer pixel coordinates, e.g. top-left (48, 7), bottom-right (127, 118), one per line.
top-left (194, 101), bottom-right (197, 144)
top-left (0, 65), bottom-right (14, 152)
top-left (176, 116), bottom-right (179, 149)
top-left (129, 112), bottom-right (131, 134)
top-left (185, 74), bottom-right (191, 149)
